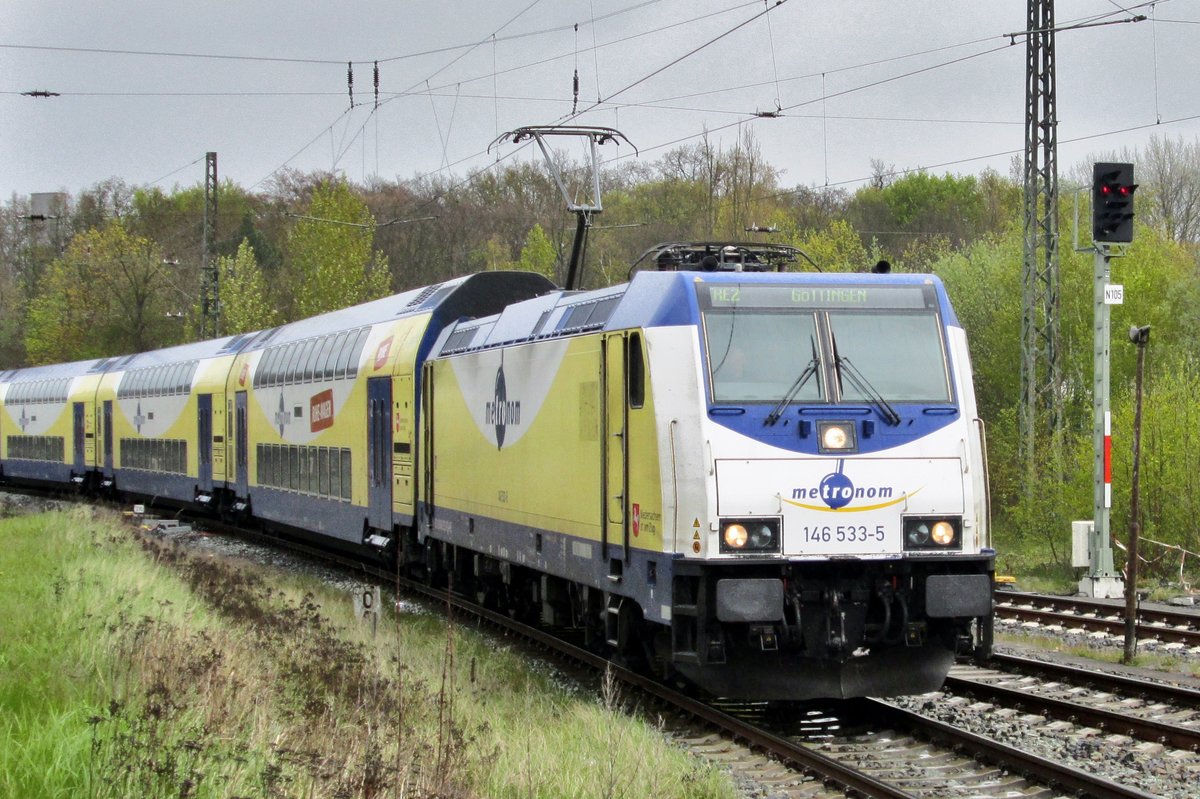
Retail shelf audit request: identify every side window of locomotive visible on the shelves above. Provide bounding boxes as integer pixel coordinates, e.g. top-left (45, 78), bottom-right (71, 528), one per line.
top-left (628, 333), bottom-right (645, 409)
top-left (827, 311), bottom-right (951, 403)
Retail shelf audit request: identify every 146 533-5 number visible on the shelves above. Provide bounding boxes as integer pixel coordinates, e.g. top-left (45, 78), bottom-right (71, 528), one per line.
top-left (801, 524), bottom-right (885, 544)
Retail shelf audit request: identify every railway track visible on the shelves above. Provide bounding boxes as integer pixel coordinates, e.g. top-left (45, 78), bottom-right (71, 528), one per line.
top-left (133, 514), bottom-right (1167, 799)
top-left (946, 655), bottom-right (1200, 752)
top-left (5, 495), bottom-right (1185, 797)
top-left (994, 588), bottom-right (1200, 647)
top-left (375, 573), bottom-right (1168, 797)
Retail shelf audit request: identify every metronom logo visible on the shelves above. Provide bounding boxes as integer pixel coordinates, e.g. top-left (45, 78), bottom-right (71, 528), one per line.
top-left (485, 365), bottom-right (521, 448)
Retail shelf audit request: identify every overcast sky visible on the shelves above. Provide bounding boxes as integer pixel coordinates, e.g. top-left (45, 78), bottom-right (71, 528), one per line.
top-left (2, 0), bottom-right (1197, 201)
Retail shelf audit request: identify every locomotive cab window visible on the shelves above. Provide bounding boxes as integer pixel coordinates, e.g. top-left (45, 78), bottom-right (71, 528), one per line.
top-left (698, 282), bottom-right (951, 406)
top-left (703, 310), bottom-right (821, 404)
top-left (827, 312), bottom-right (951, 403)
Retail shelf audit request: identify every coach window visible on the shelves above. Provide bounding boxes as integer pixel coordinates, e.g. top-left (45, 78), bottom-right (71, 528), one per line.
top-left (318, 447), bottom-right (330, 496)
top-left (163, 363), bottom-right (179, 394)
top-left (279, 341), bottom-right (298, 383)
top-left (300, 338), bottom-right (320, 382)
top-left (264, 347), bottom-right (283, 386)
top-left (328, 449), bottom-right (341, 498)
top-left (169, 362), bottom-right (187, 394)
top-left (334, 329), bottom-right (361, 379)
top-left (157, 367), bottom-right (173, 396)
top-left (298, 445), bottom-right (310, 491)
top-left (347, 328), bottom-right (370, 378)
top-left (274, 344), bottom-right (292, 385)
top-left (315, 334), bottom-right (339, 380)
top-left (330, 331), bottom-right (353, 379)
top-left (306, 448), bottom-right (319, 494)
top-left (627, 333), bottom-right (645, 409)
top-left (283, 341), bottom-right (304, 384)
top-left (340, 449), bottom-right (353, 500)
top-left (271, 347), bottom-right (288, 385)
top-left (254, 350), bottom-right (269, 387)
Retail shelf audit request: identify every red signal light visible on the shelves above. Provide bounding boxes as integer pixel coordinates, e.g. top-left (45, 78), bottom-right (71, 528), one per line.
top-left (1092, 162), bottom-right (1136, 243)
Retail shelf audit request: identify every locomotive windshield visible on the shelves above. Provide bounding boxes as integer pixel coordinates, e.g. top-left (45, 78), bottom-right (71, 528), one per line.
top-left (700, 282), bottom-right (952, 405)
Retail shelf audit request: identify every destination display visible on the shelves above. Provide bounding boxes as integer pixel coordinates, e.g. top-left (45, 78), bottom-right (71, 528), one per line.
top-left (702, 283), bottom-right (933, 310)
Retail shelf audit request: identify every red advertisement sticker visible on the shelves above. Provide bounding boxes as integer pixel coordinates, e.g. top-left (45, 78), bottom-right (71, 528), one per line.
top-left (310, 389), bottom-right (335, 432)
top-left (373, 336), bottom-right (393, 371)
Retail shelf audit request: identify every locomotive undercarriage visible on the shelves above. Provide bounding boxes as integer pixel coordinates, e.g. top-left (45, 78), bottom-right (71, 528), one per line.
top-left (400, 529), bottom-right (992, 701)
top-left (669, 559), bottom-right (994, 699)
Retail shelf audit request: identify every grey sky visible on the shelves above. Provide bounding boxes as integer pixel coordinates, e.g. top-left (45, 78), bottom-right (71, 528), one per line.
top-left (2, 1), bottom-right (1196, 200)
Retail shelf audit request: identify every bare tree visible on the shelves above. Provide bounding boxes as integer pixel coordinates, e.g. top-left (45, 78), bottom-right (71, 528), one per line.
top-left (1139, 135), bottom-right (1200, 243)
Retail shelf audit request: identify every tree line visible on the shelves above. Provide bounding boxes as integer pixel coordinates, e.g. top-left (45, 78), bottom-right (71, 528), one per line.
top-left (3, 131), bottom-right (1200, 575)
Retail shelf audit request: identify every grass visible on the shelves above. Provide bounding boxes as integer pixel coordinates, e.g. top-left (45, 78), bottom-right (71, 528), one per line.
top-left (995, 630), bottom-right (1200, 678)
top-left (0, 507), bottom-right (736, 799)
top-left (992, 529), bottom-right (1200, 601)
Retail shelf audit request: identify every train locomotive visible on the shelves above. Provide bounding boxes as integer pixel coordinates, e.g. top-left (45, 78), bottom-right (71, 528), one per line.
top-left (0, 243), bottom-right (993, 700)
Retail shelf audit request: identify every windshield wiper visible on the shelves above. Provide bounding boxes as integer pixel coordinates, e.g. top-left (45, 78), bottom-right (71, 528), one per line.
top-left (765, 336), bottom-right (820, 426)
top-left (829, 330), bottom-right (901, 426)
top-left (834, 355), bottom-right (901, 426)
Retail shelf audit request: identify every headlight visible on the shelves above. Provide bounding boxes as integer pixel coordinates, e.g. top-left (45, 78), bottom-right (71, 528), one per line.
top-left (724, 523), bottom-right (749, 549)
top-left (817, 421), bottom-right (857, 454)
top-left (719, 518), bottom-right (781, 554)
top-left (930, 521), bottom-right (956, 546)
top-left (904, 517), bottom-right (961, 551)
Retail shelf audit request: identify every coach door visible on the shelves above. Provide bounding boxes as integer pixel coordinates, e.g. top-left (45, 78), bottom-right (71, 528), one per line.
top-left (102, 400), bottom-right (114, 471)
top-left (392, 373), bottom-right (415, 518)
top-left (197, 394), bottom-right (213, 490)
top-left (602, 333), bottom-right (630, 567)
top-left (72, 402), bottom-right (86, 471)
top-left (367, 377), bottom-right (393, 530)
top-left (235, 391), bottom-right (248, 495)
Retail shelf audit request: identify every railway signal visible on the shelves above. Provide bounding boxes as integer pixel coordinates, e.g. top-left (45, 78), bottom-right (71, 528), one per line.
top-left (1092, 162), bottom-right (1136, 243)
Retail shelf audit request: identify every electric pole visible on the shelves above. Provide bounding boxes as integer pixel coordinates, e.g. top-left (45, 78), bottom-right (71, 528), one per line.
top-left (1019, 0), bottom-right (1062, 487)
top-left (200, 152), bottom-right (220, 339)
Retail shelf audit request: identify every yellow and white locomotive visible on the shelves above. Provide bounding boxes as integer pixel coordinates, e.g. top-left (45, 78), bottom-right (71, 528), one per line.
top-left (0, 244), bottom-right (992, 699)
